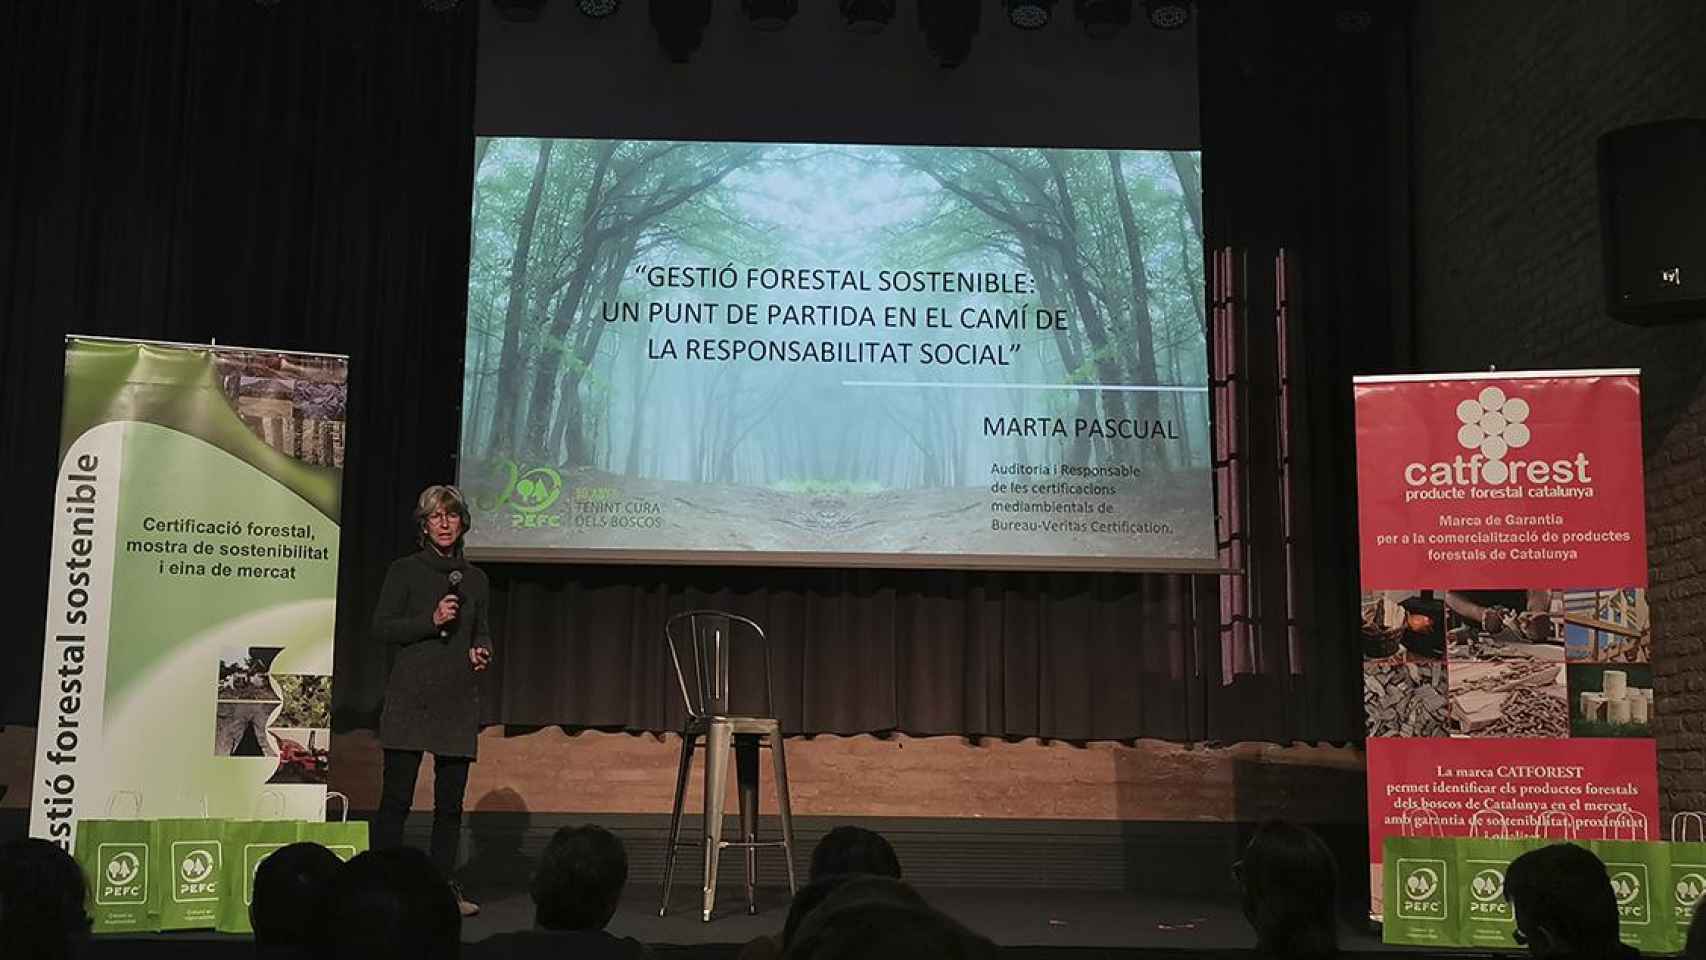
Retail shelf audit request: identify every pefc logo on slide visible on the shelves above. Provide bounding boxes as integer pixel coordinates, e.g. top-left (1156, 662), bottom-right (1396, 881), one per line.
top-left (1610, 866), bottom-right (1652, 924)
top-left (1402, 386), bottom-right (1593, 493)
top-left (96, 844), bottom-right (148, 905)
top-left (174, 843), bottom-right (220, 902)
top-left (1396, 859), bottom-right (1448, 921)
top-left (486, 460), bottom-right (564, 528)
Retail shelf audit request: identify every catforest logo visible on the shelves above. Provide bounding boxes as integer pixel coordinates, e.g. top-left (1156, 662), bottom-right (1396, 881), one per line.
top-left (483, 460), bottom-right (564, 528)
top-left (1402, 386), bottom-right (1594, 501)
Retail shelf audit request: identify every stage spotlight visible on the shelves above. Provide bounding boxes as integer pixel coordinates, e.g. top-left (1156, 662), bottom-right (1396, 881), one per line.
top-left (650, 0), bottom-right (711, 62)
top-left (840, 0), bottom-right (896, 33)
top-left (1334, 7), bottom-right (1374, 32)
top-left (578, 0), bottom-right (619, 16)
top-left (744, 0), bottom-right (798, 30)
top-left (1144, 0), bottom-right (1189, 30)
top-left (1073, 0), bottom-right (1131, 36)
top-left (919, 0), bottom-right (980, 67)
top-left (1006, 0), bottom-right (1054, 29)
top-left (492, 0), bottom-right (548, 22)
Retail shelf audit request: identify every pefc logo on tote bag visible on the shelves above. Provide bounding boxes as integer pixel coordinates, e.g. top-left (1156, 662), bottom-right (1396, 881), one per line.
top-left (1395, 859), bottom-right (1449, 921)
top-left (1610, 864), bottom-right (1652, 925)
top-left (172, 842), bottom-right (221, 903)
top-left (1675, 869), bottom-right (1706, 922)
top-left (1466, 862), bottom-right (1512, 922)
top-left (97, 844), bottom-right (149, 906)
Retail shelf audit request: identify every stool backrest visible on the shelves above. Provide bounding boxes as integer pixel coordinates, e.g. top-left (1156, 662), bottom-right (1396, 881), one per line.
top-left (665, 610), bottom-right (773, 721)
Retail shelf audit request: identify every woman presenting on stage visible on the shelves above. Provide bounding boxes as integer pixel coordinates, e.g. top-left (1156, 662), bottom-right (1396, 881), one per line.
top-left (371, 484), bottom-right (493, 917)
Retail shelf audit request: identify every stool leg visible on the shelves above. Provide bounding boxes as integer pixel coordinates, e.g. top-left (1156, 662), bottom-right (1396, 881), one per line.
top-left (659, 731), bottom-right (696, 917)
top-left (736, 734), bottom-right (760, 915)
top-left (702, 722), bottom-right (732, 922)
top-left (768, 728), bottom-right (798, 895)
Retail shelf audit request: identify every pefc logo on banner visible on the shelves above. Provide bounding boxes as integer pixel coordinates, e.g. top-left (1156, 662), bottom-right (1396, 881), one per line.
top-left (97, 844), bottom-right (148, 906)
top-left (1396, 859), bottom-right (1449, 922)
top-left (173, 842), bottom-right (221, 903)
top-left (1610, 864), bottom-right (1652, 925)
top-left (1466, 862), bottom-right (1512, 922)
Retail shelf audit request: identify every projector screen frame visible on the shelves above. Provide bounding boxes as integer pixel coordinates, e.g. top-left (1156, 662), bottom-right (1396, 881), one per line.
top-left (464, 543), bottom-right (1229, 575)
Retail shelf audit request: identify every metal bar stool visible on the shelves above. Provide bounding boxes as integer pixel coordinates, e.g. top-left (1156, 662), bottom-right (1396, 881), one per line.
top-left (658, 610), bottom-right (798, 921)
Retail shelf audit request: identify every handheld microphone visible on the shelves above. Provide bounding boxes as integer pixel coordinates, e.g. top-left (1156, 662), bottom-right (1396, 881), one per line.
top-left (439, 571), bottom-right (465, 639)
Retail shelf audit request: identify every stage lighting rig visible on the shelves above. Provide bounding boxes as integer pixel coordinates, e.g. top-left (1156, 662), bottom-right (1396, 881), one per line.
top-left (919, 0), bottom-right (980, 67)
top-left (650, 0), bottom-right (712, 62)
top-left (1074, 0), bottom-right (1131, 36)
top-left (1006, 0), bottom-right (1054, 29)
top-left (840, 0), bottom-right (896, 32)
top-left (577, 0), bottom-right (620, 16)
top-left (492, 0), bottom-right (548, 22)
top-left (744, 0), bottom-right (798, 30)
top-left (1144, 0), bottom-right (1189, 30)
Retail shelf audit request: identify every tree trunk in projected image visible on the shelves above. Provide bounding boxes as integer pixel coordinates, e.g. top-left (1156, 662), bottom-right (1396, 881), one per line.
top-left (1040, 152), bottom-right (1132, 429)
top-left (1106, 150), bottom-right (1167, 469)
top-left (523, 144), bottom-right (759, 466)
top-left (1169, 151), bottom-right (1203, 245)
top-left (1020, 237), bottom-right (1094, 465)
top-left (488, 139), bottom-right (553, 457)
top-left (899, 150), bottom-right (1132, 456)
top-left (546, 231), bottom-right (637, 465)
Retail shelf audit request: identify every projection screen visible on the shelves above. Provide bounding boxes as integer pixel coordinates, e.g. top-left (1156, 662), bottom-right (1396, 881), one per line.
top-left (457, 138), bottom-right (1211, 571)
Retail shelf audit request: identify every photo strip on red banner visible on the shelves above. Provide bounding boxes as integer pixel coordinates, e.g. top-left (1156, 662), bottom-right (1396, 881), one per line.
top-left (1354, 371), bottom-right (1657, 921)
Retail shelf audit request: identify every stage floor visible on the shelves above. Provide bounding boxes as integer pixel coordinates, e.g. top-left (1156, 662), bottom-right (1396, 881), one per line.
top-left (472, 885), bottom-right (1398, 955)
top-left (85, 886), bottom-right (1459, 959)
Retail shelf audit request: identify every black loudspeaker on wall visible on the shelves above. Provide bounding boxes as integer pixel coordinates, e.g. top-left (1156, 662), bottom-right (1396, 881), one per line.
top-left (1598, 118), bottom-right (1706, 323)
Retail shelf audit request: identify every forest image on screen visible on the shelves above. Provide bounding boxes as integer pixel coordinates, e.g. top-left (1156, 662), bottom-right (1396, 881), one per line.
top-left (458, 138), bottom-right (1211, 569)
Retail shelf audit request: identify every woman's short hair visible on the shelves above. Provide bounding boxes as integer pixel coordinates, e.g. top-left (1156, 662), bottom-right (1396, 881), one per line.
top-left (414, 485), bottom-right (472, 542)
top-left (1239, 820), bottom-right (1339, 960)
top-left (810, 826), bottom-right (902, 882)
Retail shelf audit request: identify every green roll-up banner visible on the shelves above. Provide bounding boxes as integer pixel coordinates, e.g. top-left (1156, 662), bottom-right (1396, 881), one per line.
top-left (32, 337), bottom-right (348, 852)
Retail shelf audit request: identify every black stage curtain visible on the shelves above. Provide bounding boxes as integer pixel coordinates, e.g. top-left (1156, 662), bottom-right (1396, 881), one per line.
top-left (2, 1), bottom-right (1391, 744)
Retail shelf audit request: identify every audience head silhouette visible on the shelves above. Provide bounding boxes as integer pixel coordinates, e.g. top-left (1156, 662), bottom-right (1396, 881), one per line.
top-left (0, 838), bottom-right (89, 960)
top-left (532, 824), bottom-right (629, 931)
top-left (1687, 887), bottom-right (1706, 960)
top-left (252, 841), bottom-right (343, 952)
top-left (1504, 843), bottom-right (1630, 960)
top-left (1236, 820), bottom-right (1339, 960)
top-left (782, 873), bottom-right (927, 950)
top-left (324, 847), bottom-right (460, 960)
top-left (809, 826), bottom-right (902, 881)
top-left (783, 878), bottom-right (993, 960)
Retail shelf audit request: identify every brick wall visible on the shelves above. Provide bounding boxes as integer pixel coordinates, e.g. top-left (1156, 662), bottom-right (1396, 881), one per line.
top-left (1409, 1), bottom-right (1706, 817)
